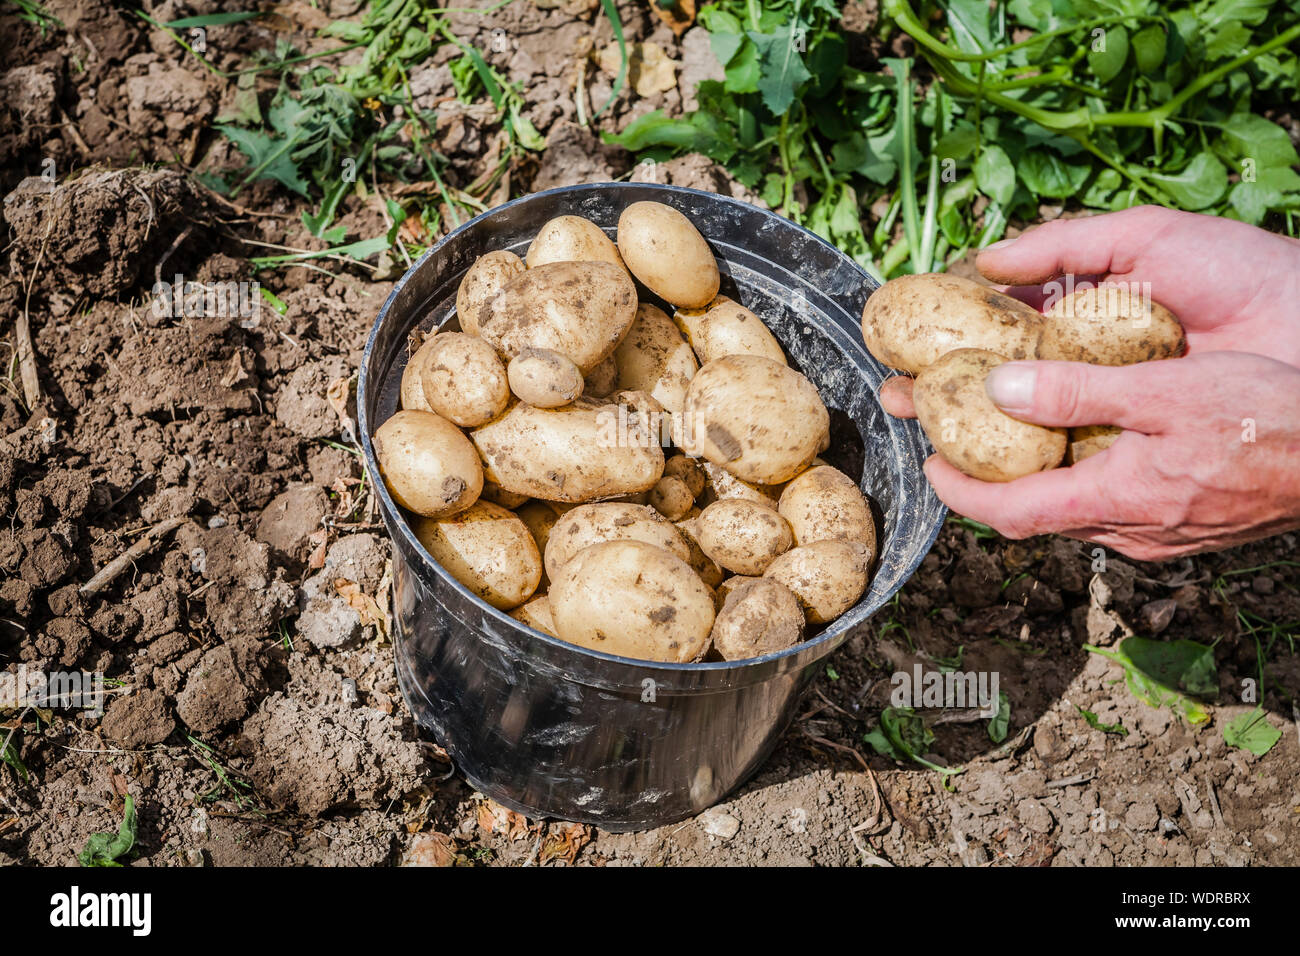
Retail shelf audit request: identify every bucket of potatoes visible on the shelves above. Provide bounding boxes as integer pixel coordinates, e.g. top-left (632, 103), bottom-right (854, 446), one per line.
top-left (371, 200), bottom-right (882, 665)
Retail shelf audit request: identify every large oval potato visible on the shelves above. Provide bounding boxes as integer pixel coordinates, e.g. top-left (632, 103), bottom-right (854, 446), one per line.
top-left (416, 332), bottom-right (510, 427)
top-left (913, 348), bottom-right (1067, 482)
top-left (861, 273), bottom-right (1044, 374)
top-left (516, 500), bottom-right (560, 559)
top-left (549, 540), bottom-right (714, 662)
top-left (696, 498), bottom-right (793, 575)
top-left (614, 303), bottom-right (698, 415)
top-left (373, 409), bottom-right (482, 517)
top-left (682, 355), bottom-right (829, 484)
top-left (1040, 283), bottom-right (1186, 365)
top-left (479, 260), bottom-right (637, 373)
top-left (710, 577), bottom-right (805, 660)
top-left (412, 500), bottom-right (541, 610)
top-left (525, 215), bottom-right (626, 271)
top-left (507, 348), bottom-right (584, 408)
top-left (617, 201), bottom-right (720, 309)
top-left (510, 594), bottom-right (557, 636)
top-left (764, 540), bottom-right (871, 625)
top-left (471, 397), bottom-right (664, 502)
top-left (544, 502), bottom-right (689, 581)
top-left (778, 465), bottom-right (876, 555)
top-left (686, 299), bottom-right (786, 366)
top-left (456, 250), bottom-right (524, 337)
top-left (400, 334), bottom-right (436, 411)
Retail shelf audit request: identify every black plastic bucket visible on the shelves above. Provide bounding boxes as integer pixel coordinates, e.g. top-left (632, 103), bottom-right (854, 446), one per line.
top-left (358, 182), bottom-right (946, 831)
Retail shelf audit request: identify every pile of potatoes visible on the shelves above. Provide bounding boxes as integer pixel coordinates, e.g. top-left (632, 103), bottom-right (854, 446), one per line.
top-left (373, 201), bottom-right (878, 664)
top-left (860, 273), bottom-right (1186, 480)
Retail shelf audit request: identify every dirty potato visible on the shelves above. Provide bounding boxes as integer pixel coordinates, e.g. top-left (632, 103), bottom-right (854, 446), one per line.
top-left (617, 201), bottom-right (720, 309)
top-left (648, 475), bottom-right (694, 521)
top-left (412, 500), bottom-right (541, 610)
top-left (912, 348), bottom-right (1067, 482)
top-left (614, 303), bottom-right (698, 415)
top-left (778, 465), bottom-right (876, 555)
top-left (1068, 424), bottom-right (1121, 463)
top-left (544, 502), bottom-right (689, 581)
top-left (456, 250), bottom-right (525, 336)
top-left (507, 348), bottom-right (584, 408)
top-left (696, 498), bottom-right (794, 575)
top-left (400, 334), bottom-right (437, 411)
top-left (860, 273), bottom-right (1044, 374)
top-left (416, 332), bottom-right (510, 427)
top-left (582, 353), bottom-right (619, 398)
top-left (686, 298), bottom-right (786, 366)
top-left (710, 577), bottom-right (805, 660)
top-left (373, 409), bottom-right (482, 517)
top-left (663, 454), bottom-right (706, 500)
top-left (509, 594), bottom-right (557, 637)
top-left (549, 540), bottom-right (715, 662)
top-left (525, 215), bottom-right (626, 271)
top-left (1040, 283), bottom-right (1186, 365)
top-left (764, 540), bottom-right (872, 625)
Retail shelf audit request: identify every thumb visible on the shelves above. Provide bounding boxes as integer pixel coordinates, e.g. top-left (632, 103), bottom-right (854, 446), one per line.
top-left (984, 359), bottom-right (1173, 433)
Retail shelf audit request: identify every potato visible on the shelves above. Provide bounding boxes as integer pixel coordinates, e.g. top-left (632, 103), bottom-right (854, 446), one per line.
top-left (549, 540), bottom-right (714, 662)
top-left (713, 574), bottom-right (757, 610)
top-left (617, 201), bottom-right (720, 309)
top-left (685, 298), bottom-right (786, 366)
top-left (674, 515), bottom-right (726, 590)
top-left (456, 250), bottom-right (524, 336)
top-left (544, 502), bottom-right (689, 581)
top-left (663, 454), bottom-right (706, 500)
top-left (526, 215), bottom-right (625, 271)
top-left (671, 295), bottom-right (728, 345)
top-left (510, 594), bottom-right (556, 637)
top-left (479, 260), bottom-right (636, 373)
top-left (415, 332), bottom-right (510, 427)
top-left (614, 303), bottom-right (698, 415)
top-left (778, 465), bottom-right (876, 555)
top-left (860, 273), bottom-right (1044, 374)
top-left (1068, 424), bottom-right (1121, 464)
top-left (507, 348), bottom-right (583, 408)
top-left (373, 409), bottom-right (482, 517)
top-left (764, 540), bottom-right (871, 625)
top-left (913, 348), bottom-right (1067, 482)
top-left (412, 500), bottom-right (541, 610)
top-left (699, 461), bottom-right (780, 509)
top-left (710, 577), bottom-right (805, 660)
top-left (682, 355), bottom-right (829, 484)
top-left (400, 334), bottom-right (436, 411)
top-left (1040, 284), bottom-right (1186, 365)
top-left (582, 353), bottom-right (619, 398)
top-left (696, 498), bottom-right (793, 575)
top-left (515, 500), bottom-right (560, 557)
top-left (471, 397), bottom-right (664, 502)
top-left (479, 476), bottom-right (530, 510)
top-left (648, 475), bottom-right (694, 521)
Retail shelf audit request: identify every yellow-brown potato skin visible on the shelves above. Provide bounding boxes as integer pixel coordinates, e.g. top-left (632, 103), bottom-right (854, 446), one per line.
top-left (617, 201), bottom-right (720, 309)
top-left (417, 332), bottom-right (510, 427)
top-left (764, 540), bottom-right (872, 625)
top-left (648, 475), bottom-right (694, 521)
top-left (1040, 284), bottom-right (1185, 365)
top-left (373, 409), bottom-right (482, 517)
top-left (913, 348), bottom-right (1067, 482)
top-left (510, 594), bottom-right (557, 636)
top-left (686, 298), bottom-right (786, 366)
top-left (456, 250), bottom-right (524, 337)
top-left (581, 354), bottom-right (619, 399)
top-left (549, 540), bottom-right (715, 663)
top-left (778, 465), bottom-right (877, 555)
top-left (525, 215), bottom-right (626, 271)
top-left (861, 273), bottom-right (1044, 374)
top-left (614, 303), bottom-right (698, 415)
top-left (507, 348), bottom-right (584, 408)
top-left (1068, 424), bottom-right (1121, 464)
top-left (696, 498), bottom-right (794, 575)
top-left (544, 502), bottom-right (689, 581)
top-left (698, 461), bottom-right (781, 509)
top-left (413, 500), bottom-right (541, 610)
top-left (710, 577), bottom-right (805, 660)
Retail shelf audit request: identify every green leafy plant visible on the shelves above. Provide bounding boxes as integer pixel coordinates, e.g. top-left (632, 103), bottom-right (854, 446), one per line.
top-left (1223, 707), bottom-right (1282, 756)
top-left (987, 691), bottom-right (1010, 742)
top-left (1076, 703), bottom-right (1129, 736)
top-left (78, 795), bottom-right (138, 867)
top-left (1085, 636), bottom-right (1218, 724)
top-left (864, 706), bottom-right (965, 779)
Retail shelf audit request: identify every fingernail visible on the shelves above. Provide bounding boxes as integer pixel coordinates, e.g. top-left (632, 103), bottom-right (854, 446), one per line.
top-left (985, 363), bottom-right (1036, 414)
top-left (982, 237), bottom-right (1016, 252)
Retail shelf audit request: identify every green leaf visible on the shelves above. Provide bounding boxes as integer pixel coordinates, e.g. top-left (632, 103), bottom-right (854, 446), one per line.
top-left (78, 795), bottom-right (137, 867)
top-left (1, 736), bottom-right (27, 781)
top-left (864, 707), bottom-right (964, 778)
top-left (832, 130), bottom-right (898, 185)
top-left (1019, 149), bottom-right (1090, 198)
top-left (1131, 24), bottom-right (1167, 73)
top-left (1149, 152), bottom-right (1229, 209)
top-left (936, 125), bottom-right (979, 161)
top-left (975, 144), bottom-right (1016, 206)
top-left (1223, 708), bottom-right (1282, 756)
top-left (1084, 637), bottom-right (1217, 725)
top-left (216, 124), bottom-right (310, 197)
top-left (1088, 26), bottom-right (1130, 83)
top-left (988, 692), bottom-right (1011, 743)
top-left (166, 11), bottom-right (262, 28)
top-left (1219, 113), bottom-right (1300, 168)
top-left (748, 27), bottom-right (812, 115)
top-left (1229, 166), bottom-right (1300, 223)
top-left (1076, 704), bottom-right (1129, 736)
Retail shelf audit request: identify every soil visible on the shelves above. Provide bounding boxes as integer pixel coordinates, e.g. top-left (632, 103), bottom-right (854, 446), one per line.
top-left (1, 0), bottom-right (1297, 868)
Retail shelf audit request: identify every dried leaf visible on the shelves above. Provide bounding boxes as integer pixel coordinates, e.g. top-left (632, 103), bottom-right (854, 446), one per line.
top-left (219, 351), bottom-right (249, 388)
top-left (334, 578), bottom-right (386, 633)
top-left (598, 41), bottom-right (679, 98)
top-left (401, 831), bottom-right (459, 867)
top-left (539, 822), bottom-right (591, 864)
top-left (307, 530), bottom-right (329, 570)
top-left (477, 798), bottom-right (530, 840)
top-left (650, 0), bottom-right (695, 36)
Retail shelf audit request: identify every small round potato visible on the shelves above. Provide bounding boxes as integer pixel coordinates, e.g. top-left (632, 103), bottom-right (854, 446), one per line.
top-left (373, 409), bottom-right (482, 517)
top-left (764, 540), bottom-right (872, 625)
top-left (614, 303), bottom-right (698, 415)
top-left (710, 577), bottom-right (805, 660)
top-left (510, 594), bottom-right (557, 636)
top-left (479, 260), bottom-right (637, 373)
top-left (687, 298), bottom-right (786, 366)
top-left (1040, 284), bottom-right (1186, 365)
top-left (417, 332), bottom-right (510, 427)
top-left (778, 465), bottom-right (876, 554)
top-left (544, 502), bottom-right (689, 581)
top-left (549, 540), bottom-right (715, 662)
top-left (400, 334), bottom-right (436, 411)
top-left (1068, 424), bottom-right (1121, 464)
top-left (861, 273), bottom-right (1044, 374)
top-left (682, 355), bottom-right (829, 485)
top-left (525, 215), bottom-right (626, 271)
top-left (699, 461), bottom-right (780, 510)
top-left (582, 353), bottom-right (619, 398)
top-left (913, 348), bottom-right (1067, 482)
top-left (507, 348), bottom-right (584, 408)
top-left (412, 500), bottom-right (541, 610)
top-left (456, 250), bottom-right (524, 336)
top-left (696, 498), bottom-right (794, 575)
top-left (617, 201), bottom-right (720, 309)
top-left (648, 475), bottom-right (694, 521)
top-left (663, 454), bottom-right (706, 500)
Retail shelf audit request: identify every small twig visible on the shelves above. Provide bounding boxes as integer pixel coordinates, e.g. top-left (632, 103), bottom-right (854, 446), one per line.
top-left (1205, 776), bottom-right (1224, 829)
top-left (80, 515), bottom-right (188, 595)
top-left (16, 236), bottom-right (50, 409)
top-left (1047, 769), bottom-right (1098, 789)
top-left (154, 224), bottom-right (194, 289)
